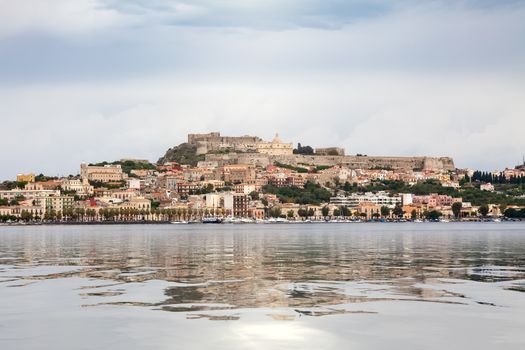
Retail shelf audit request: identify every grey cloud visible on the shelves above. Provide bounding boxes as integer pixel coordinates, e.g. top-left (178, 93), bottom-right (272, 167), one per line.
top-left (1, 2), bottom-right (524, 85)
top-left (99, 0), bottom-right (525, 30)
top-left (0, 0), bottom-right (524, 179)
top-left (1, 74), bottom-right (524, 180)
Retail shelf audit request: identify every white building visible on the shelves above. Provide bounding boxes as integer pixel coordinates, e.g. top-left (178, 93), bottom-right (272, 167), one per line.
top-left (127, 178), bottom-right (142, 190)
top-left (206, 193), bottom-right (223, 209)
top-left (0, 188), bottom-right (60, 201)
top-left (61, 178), bottom-right (94, 196)
top-left (330, 192), bottom-right (401, 208)
top-left (480, 183), bottom-right (495, 192)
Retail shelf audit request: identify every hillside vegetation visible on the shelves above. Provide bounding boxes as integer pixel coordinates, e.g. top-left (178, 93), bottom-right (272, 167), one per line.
top-left (157, 143), bottom-right (204, 166)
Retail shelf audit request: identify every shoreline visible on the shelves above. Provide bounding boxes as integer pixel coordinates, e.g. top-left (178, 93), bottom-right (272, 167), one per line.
top-left (1, 219), bottom-right (522, 227)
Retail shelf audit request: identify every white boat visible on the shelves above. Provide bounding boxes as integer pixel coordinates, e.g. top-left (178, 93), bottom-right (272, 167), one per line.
top-left (171, 221), bottom-right (189, 224)
top-left (222, 216), bottom-right (236, 224)
top-left (202, 217), bottom-right (222, 224)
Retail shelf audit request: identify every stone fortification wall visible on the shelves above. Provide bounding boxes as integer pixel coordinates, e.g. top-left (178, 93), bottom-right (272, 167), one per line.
top-left (205, 153), bottom-right (454, 171)
top-left (315, 147), bottom-right (345, 156)
top-left (188, 132), bottom-right (263, 155)
top-left (270, 155), bottom-right (455, 171)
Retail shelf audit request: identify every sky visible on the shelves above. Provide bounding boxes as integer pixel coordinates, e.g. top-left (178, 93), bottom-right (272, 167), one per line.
top-left (0, 0), bottom-right (524, 180)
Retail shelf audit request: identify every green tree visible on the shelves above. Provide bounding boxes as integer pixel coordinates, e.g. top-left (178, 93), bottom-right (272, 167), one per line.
top-left (380, 206), bottom-right (390, 218)
top-left (452, 202), bottom-right (462, 219)
top-left (20, 210), bottom-right (32, 222)
top-left (425, 210), bottom-right (442, 221)
top-left (393, 205), bottom-right (404, 218)
top-left (269, 207), bottom-right (282, 218)
top-left (287, 210), bottom-right (294, 218)
top-left (341, 206), bottom-right (351, 217)
top-left (322, 206), bottom-right (329, 217)
top-left (298, 208), bottom-right (308, 218)
top-left (411, 209), bottom-right (417, 220)
top-left (478, 205), bottom-right (489, 217)
top-left (333, 208), bottom-right (341, 217)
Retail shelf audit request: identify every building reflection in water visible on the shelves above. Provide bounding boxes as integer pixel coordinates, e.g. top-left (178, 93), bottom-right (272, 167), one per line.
top-left (1, 224), bottom-right (524, 310)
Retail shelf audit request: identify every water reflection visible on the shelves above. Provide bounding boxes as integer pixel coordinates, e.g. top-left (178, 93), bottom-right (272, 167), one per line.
top-left (1, 223), bottom-right (525, 311)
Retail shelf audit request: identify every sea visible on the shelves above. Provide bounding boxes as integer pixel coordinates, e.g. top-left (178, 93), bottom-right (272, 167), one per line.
top-left (1, 222), bottom-right (524, 349)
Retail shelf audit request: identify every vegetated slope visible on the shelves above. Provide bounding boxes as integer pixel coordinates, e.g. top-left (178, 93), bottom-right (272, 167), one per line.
top-left (157, 143), bottom-right (204, 166)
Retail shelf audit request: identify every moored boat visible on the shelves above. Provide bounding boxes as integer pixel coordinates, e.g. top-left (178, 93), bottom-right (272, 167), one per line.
top-left (202, 217), bottom-right (223, 224)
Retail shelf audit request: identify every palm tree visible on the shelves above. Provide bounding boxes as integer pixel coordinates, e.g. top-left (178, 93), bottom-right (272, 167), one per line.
top-left (76, 207), bottom-right (85, 222)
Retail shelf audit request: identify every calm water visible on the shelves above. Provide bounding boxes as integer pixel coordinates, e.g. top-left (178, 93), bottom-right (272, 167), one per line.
top-left (1, 223), bottom-right (524, 349)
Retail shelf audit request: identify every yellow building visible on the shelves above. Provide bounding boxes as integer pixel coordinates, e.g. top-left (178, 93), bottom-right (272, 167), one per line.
top-left (256, 133), bottom-right (293, 156)
top-left (16, 173), bottom-right (35, 183)
top-left (357, 202), bottom-right (382, 220)
top-left (80, 163), bottom-right (127, 183)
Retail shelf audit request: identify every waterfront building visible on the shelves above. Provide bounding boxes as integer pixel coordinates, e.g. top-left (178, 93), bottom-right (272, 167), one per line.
top-left (357, 202), bottom-right (382, 219)
top-left (248, 207), bottom-right (265, 219)
top-left (0, 205), bottom-right (45, 218)
top-left (37, 195), bottom-right (74, 212)
top-left (205, 193), bottom-right (223, 209)
top-left (123, 197), bottom-right (151, 211)
top-left (412, 194), bottom-right (462, 207)
top-left (224, 193), bottom-right (249, 217)
top-left (0, 188), bottom-right (60, 201)
top-left (330, 192), bottom-right (401, 208)
top-left (401, 204), bottom-right (426, 219)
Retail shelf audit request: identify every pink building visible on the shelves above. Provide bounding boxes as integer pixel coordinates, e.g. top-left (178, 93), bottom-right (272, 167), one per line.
top-left (412, 193), bottom-right (462, 207)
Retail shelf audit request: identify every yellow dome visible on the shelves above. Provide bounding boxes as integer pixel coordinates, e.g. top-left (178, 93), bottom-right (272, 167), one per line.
top-left (272, 133), bottom-right (282, 144)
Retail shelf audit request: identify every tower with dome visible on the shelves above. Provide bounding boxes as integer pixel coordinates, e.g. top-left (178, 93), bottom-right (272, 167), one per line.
top-left (255, 133), bottom-right (294, 156)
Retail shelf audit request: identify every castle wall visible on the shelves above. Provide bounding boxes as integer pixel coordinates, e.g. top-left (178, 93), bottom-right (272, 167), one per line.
top-left (205, 152), bottom-right (454, 172)
top-left (270, 155), bottom-right (455, 171)
top-left (190, 133), bottom-right (454, 171)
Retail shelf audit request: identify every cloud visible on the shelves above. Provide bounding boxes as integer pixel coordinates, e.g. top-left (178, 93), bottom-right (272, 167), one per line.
top-left (0, 1), bottom-right (524, 179)
top-left (1, 73), bottom-right (524, 179)
top-left (1, 0), bottom-right (524, 84)
top-left (0, 0), bottom-right (125, 38)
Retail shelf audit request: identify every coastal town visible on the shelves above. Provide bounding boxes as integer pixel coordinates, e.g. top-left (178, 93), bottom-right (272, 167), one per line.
top-left (1, 132), bottom-right (525, 224)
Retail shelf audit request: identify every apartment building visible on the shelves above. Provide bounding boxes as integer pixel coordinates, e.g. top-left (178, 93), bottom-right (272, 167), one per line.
top-left (330, 192), bottom-right (401, 208)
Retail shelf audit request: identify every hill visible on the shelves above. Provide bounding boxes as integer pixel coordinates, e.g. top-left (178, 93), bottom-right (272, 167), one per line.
top-left (157, 143), bottom-right (204, 166)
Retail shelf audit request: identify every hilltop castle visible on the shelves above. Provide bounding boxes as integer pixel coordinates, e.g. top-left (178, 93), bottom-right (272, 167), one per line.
top-left (187, 132), bottom-right (294, 156)
top-left (185, 132), bottom-right (455, 172)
